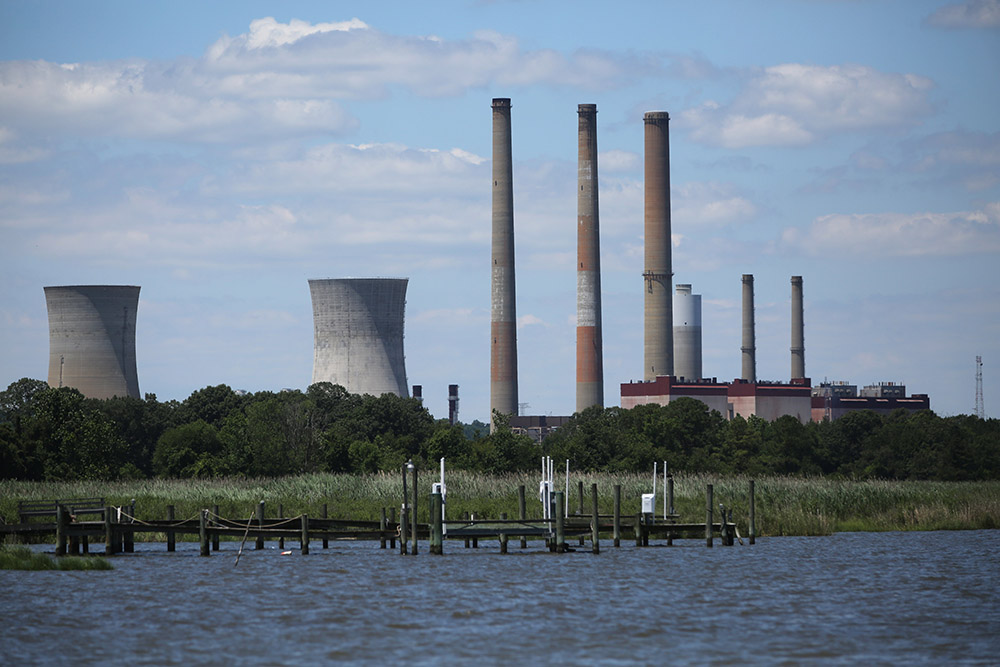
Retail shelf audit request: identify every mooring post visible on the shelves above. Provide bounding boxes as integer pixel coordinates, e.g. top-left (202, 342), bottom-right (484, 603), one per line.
top-left (667, 477), bottom-right (675, 546)
top-left (322, 503), bottom-right (329, 550)
top-left (613, 484), bottom-right (621, 548)
top-left (199, 509), bottom-right (210, 557)
top-left (577, 480), bottom-right (584, 515)
top-left (463, 512), bottom-right (470, 549)
top-left (389, 507), bottom-right (396, 550)
top-left (278, 504), bottom-right (285, 550)
top-left (591, 484), bottom-right (600, 555)
top-left (105, 505), bottom-right (116, 555)
top-left (301, 514), bottom-right (309, 555)
top-left (518, 485), bottom-right (527, 549)
top-left (749, 480), bottom-right (756, 545)
top-left (471, 514), bottom-right (478, 549)
top-left (380, 507), bottom-right (387, 549)
top-left (554, 491), bottom-right (565, 553)
top-left (400, 506), bottom-right (408, 555)
top-left (212, 504), bottom-right (220, 551)
top-left (166, 505), bottom-right (175, 552)
top-left (411, 463), bottom-right (419, 556)
top-left (499, 512), bottom-right (508, 554)
top-left (706, 484), bottom-right (714, 548)
top-left (430, 493), bottom-right (443, 555)
top-left (124, 499), bottom-right (134, 553)
top-left (634, 513), bottom-right (642, 547)
top-left (55, 504), bottom-right (67, 557)
top-left (256, 501), bottom-right (265, 550)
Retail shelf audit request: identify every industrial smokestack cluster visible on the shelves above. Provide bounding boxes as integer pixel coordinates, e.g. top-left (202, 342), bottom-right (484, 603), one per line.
top-left (44, 285), bottom-right (141, 400)
top-left (742, 274), bottom-right (756, 382)
top-left (673, 284), bottom-right (702, 381)
top-left (490, 98), bottom-right (518, 425)
top-left (642, 112), bottom-right (673, 381)
top-left (576, 103), bottom-right (604, 412)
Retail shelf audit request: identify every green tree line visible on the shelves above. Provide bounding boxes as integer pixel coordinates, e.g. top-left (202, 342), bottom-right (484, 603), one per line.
top-left (1, 378), bottom-right (997, 481)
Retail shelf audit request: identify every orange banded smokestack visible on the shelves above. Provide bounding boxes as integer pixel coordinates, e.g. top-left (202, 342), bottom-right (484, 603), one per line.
top-left (491, 98), bottom-right (518, 425)
top-left (643, 111), bottom-right (673, 380)
top-left (576, 103), bottom-right (603, 412)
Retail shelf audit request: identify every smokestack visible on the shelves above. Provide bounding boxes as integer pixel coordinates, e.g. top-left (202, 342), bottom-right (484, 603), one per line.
top-left (576, 103), bottom-right (604, 412)
top-left (791, 275), bottom-right (805, 380)
top-left (643, 111), bottom-right (673, 380)
top-left (412, 385), bottom-right (423, 404)
top-left (673, 284), bottom-right (702, 381)
top-left (491, 98), bottom-right (518, 425)
top-left (741, 274), bottom-right (756, 382)
top-left (448, 384), bottom-right (459, 426)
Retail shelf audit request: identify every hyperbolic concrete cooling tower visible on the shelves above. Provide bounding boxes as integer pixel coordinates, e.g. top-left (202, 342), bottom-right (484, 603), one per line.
top-left (44, 285), bottom-right (140, 399)
top-left (673, 284), bottom-right (702, 381)
top-left (491, 98), bottom-right (518, 421)
top-left (643, 111), bottom-right (673, 381)
top-left (309, 278), bottom-right (409, 397)
top-left (790, 275), bottom-right (805, 381)
top-left (742, 274), bottom-right (756, 382)
top-left (576, 103), bottom-right (604, 412)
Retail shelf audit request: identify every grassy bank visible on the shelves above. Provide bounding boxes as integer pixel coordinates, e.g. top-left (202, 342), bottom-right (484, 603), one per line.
top-left (0, 545), bottom-right (113, 570)
top-left (2, 473), bottom-right (998, 538)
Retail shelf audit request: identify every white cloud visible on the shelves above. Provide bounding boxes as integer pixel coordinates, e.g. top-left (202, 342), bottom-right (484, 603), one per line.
top-left (925, 0), bottom-right (1000, 28)
top-left (517, 314), bottom-right (545, 329)
top-left (781, 203), bottom-right (1000, 257)
top-left (599, 149), bottom-right (640, 173)
top-left (678, 64), bottom-right (934, 148)
top-left (673, 182), bottom-right (757, 226)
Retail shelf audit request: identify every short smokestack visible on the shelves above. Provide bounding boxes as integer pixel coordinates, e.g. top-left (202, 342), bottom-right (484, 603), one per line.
top-left (791, 275), bottom-right (805, 380)
top-left (413, 385), bottom-right (423, 404)
top-left (643, 111), bottom-right (673, 380)
top-left (673, 284), bottom-right (702, 380)
top-left (491, 98), bottom-right (518, 426)
top-left (576, 103), bottom-right (604, 412)
top-left (741, 274), bottom-right (756, 382)
top-left (448, 384), bottom-right (459, 426)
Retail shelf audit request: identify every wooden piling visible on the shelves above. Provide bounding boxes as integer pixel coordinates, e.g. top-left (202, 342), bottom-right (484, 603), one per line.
top-left (301, 514), bottom-right (309, 555)
top-left (212, 504), bottom-right (220, 551)
top-left (577, 480), bottom-right (585, 545)
top-left (613, 484), bottom-right (621, 547)
top-left (278, 504), bottom-right (285, 549)
top-left (518, 485), bottom-right (527, 549)
top-left (81, 534), bottom-right (89, 555)
top-left (323, 503), bottom-right (329, 549)
top-left (256, 501), bottom-right (265, 550)
top-left (749, 480), bottom-right (756, 545)
top-left (554, 491), bottom-right (565, 553)
top-left (389, 507), bottom-right (396, 549)
top-left (471, 514), bottom-right (478, 549)
top-left (667, 477), bottom-right (674, 546)
top-left (463, 512), bottom-right (470, 548)
top-left (166, 505), bottom-right (175, 552)
top-left (591, 484), bottom-right (599, 555)
top-left (199, 509), bottom-right (209, 557)
top-left (55, 504), bottom-right (67, 557)
top-left (705, 484), bottom-right (714, 548)
top-left (380, 507), bottom-right (387, 549)
top-left (124, 499), bottom-right (134, 553)
top-left (400, 506), bottom-right (408, 555)
top-left (430, 493), bottom-right (443, 555)
top-left (105, 505), bottom-right (116, 555)
top-left (499, 512), bottom-right (508, 554)
top-left (634, 513), bottom-right (642, 547)
top-left (411, 464), bottom-right (418, 556)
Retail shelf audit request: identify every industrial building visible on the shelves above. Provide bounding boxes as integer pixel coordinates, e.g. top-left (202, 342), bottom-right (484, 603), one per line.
top-left (44, 285), bottom-right (141, 400)
top-left (811, 382), bottom-right (930, 421)
top-left (309, 278), bottom-right (409, 397)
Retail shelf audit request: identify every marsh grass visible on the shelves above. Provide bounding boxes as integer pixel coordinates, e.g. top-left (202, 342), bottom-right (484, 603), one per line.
top-left (1, 473), bottom-right (997, 538)
top-left (0, 544), bottom-right (113, 570)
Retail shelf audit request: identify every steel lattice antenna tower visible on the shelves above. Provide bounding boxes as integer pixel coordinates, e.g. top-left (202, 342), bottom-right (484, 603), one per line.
top-left (975, 355), bottom-right (984, 419)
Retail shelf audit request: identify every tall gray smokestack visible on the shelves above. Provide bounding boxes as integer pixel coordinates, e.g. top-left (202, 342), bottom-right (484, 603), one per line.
top-left (643, 111), bottom-right (673, 380)
top-left (491, 98), bottom-right (518, 425)
top-left (673, 284), bottom-right (702, 380)
top-left (791, 275), bottom-right (805, 380)
top-left (741, 274), bottom-right (756, 382)
top-left (576, 103), bottom-right (604, 412)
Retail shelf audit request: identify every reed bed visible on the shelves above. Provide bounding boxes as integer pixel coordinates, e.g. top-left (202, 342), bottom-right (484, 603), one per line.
top-left (1, 473), bottom-right (997, 538)
top-left (0, 545), bottom-right (113, 570)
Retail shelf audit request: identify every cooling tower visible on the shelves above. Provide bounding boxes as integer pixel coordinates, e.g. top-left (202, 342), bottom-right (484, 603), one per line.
top-left (44, 285), bottom-right (140, 399)
top-left (309, 278), bottom-right (409, 397)
top-left (673, 284), bottom-right (702, 381)
top-left (491, 97), bottom-right (518, 423)
top-left (741, 274), bottom-right (756, 382)
top-left (576, 103), bottom-right (604, 412)
top-left (642, 111), bottom-right (673, 380)
top-left (791, 275), bottom-right (805, 381)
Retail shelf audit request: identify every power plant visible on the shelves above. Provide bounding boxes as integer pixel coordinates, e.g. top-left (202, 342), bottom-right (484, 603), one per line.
top-left (44, 285), bottom-right (140, 400)
top-left (309, 278), bottom-right (409, 398)
top-left (642, 111), bottom-right (673, 381)
top-left (490, 97), bottom-right (518, 426)
top-left (576, 103), bottom-right (604, 412)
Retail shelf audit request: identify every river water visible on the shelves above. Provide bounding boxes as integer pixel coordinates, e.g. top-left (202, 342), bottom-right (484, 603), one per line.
top-left (2, 530), bottom-right (998, 665)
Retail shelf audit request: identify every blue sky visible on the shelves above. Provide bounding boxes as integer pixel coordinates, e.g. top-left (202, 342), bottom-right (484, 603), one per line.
top-left (1, 0), bottom-right (998, 422)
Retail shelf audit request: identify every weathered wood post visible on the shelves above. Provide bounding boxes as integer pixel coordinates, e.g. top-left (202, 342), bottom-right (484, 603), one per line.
top-left (212, 504), bottom-right (220, 551)
top-left (705, 484), bottom-right (714, 548)
top-left (410, 463), bottom-right (419, 556)
top-left (105, 505), bottom-right (116, 555)
top-left (300, 514), bottom-right (309, 555)
top-left (430, 493), bottom-right (443, 555)
top-left (463, 512), bottom-right (470, 549)
top-left (667, 477), bottom-right (675, 546)
top-left (613, 484), bottom-right (621, 548)
top-left (577, 480), bottom-right (585, 545)
top-left (400, 506), bottom-right (408, 555)
top-left (55, 504), bottom-right (67, 557)
top-left (749, 480), bottom-right (756, 545)
top-left (591, 484), bottom-right (600, 555)
top-left (471, 514), bottom-right (478, 549)
top-left (278, 504), bottom-right (285, 550)
top-left (124, 499), bottom-right (135, 553)
top-left (634, 513), bottom-right (642, 547)
top-left (322, 503), bottom-right (329, 550)
top-left (166, 505), bottom-right (175, 552)
top-left (554, 491), bottom-right (565, 553)
top-left (199, 509), bottom-right (210, 557)
top-left (380, 507), bottom-right (387, 549)
top-left (389, 507), bottom-right (396, 549)
top-left (499, 512), bottom-right (508, 554)
top-left (518, 485), bottom-right (527, 549)
top-left (256, 501), bottom-right (265, 550)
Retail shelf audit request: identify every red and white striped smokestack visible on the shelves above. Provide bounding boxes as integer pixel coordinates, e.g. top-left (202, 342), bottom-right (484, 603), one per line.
top-left (643, 112), bottom-right (673, 380)
top-left (791, 275), bottom-right (805, 380)
top-left (491, 98), bottom-right (518, 426)
top-left (742, 274), bottom-right (756, 382)
top-left (576, 103), bottom-right (604, 412)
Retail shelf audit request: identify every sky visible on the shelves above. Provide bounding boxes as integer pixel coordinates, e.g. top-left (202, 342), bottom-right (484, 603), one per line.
top-left (1, 0), bottom-right (998, 422)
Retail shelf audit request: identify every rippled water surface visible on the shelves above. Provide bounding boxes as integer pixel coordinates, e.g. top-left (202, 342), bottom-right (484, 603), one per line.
top-left (3, 531), bottom-right (998, 665)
